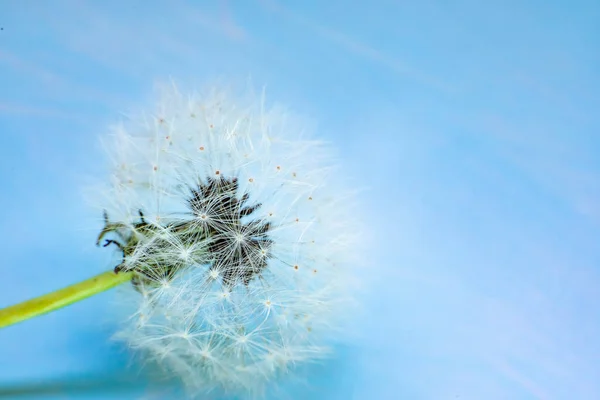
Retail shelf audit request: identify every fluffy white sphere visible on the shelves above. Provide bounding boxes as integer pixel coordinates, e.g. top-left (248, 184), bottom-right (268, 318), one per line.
top-left (92, 84), bottom-right (361, 396)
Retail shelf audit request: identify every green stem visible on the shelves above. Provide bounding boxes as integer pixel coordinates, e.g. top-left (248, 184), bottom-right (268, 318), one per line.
top-left (0, 270), bottom-right (133, 329)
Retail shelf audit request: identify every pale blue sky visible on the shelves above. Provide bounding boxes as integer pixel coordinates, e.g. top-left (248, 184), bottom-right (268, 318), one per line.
top-left (0, 1), bottom-right (599, 399)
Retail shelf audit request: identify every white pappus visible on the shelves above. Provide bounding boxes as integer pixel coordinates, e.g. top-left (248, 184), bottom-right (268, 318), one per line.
top-left (91, 83), bottom-right (362, 397)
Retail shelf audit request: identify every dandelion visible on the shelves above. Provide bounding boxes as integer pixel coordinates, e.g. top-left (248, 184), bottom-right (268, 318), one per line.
top-left (0, 83), bottom-right (361, 397)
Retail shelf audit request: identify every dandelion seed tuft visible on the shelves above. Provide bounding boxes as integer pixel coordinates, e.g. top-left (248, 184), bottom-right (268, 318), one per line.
top-left (91, 83), bottom-right (361, 397)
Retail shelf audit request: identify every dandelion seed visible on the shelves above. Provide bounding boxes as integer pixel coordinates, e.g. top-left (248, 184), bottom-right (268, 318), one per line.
top-left (91, 84), bottom-right (361, 397)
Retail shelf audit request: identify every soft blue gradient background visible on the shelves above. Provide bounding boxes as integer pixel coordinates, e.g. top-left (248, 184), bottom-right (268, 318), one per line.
top-left (1, 1), bottom-right (599, 399)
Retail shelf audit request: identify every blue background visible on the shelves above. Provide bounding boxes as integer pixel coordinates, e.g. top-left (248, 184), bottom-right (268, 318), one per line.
top-left (1, 1), bottom-right (599, 399)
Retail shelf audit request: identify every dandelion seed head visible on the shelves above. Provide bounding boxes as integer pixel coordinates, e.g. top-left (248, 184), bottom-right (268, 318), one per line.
top-left (92, 83), bottom-right (362, 397)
